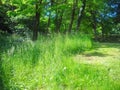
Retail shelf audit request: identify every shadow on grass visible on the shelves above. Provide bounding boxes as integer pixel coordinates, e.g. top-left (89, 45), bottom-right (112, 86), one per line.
top-left (84, 52), bottom-right (109, 57)
top-left (78, 42), bottom-right (120, 58)
top-left (94, 42), bottom-right (120, 49)
top-left (0, 33), bottom-right (12, 90)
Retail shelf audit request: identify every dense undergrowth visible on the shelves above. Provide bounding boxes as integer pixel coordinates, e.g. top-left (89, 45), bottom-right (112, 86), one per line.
top-left (0, 33), bottom-right (120, 90)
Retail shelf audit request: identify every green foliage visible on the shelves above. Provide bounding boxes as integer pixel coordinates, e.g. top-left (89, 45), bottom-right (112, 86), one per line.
top-left (1, 0), bottom-right (119, 39)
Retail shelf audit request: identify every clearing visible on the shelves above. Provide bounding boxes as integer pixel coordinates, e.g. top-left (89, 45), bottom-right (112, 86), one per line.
top-left (74, 43), bottom-right (120, 85)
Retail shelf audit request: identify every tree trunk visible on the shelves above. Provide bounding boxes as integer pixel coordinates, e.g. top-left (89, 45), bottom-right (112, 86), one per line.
top-left (47, 0), bottom-right (54, 32)
top-left (68, 0), bottom-right (78, 32)
top-left (91, 11), bottom-right (97, 41)
top-left (54, 0), bottom-right (66, 33)
top-left (55, 9), bottom-right (59, 32)
top-left (55, 10), bottom-right (64, 32)
top-left (47, 13), bottom-right (51, 32)
top-left (76, 0), bottom-right (86, 31)
top-left (0, 0), bottom-right (2, 5)
top-left (101, 23), bottom-right (105, 40)
top-left (33, 0), bottom-right (42, 41)
top-left (58, 11), bottom-right (64, 32)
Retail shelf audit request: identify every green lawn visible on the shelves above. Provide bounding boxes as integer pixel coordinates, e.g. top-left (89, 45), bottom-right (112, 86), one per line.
top-left (74, 43), bottom-right (120, 90)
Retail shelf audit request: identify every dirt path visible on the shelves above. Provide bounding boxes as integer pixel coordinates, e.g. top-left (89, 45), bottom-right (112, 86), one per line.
top-left (74, 43), bottom-right (120, 84)
top-left (74, 43), bottom-right (120, 65)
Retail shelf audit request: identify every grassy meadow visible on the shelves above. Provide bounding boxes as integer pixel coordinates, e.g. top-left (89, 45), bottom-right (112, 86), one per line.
top-left (0, 33), bottom-right (120, 90)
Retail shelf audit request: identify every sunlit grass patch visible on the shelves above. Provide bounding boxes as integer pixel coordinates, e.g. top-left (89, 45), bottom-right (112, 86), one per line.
top-left (74, 43), bottom-right (120, 90)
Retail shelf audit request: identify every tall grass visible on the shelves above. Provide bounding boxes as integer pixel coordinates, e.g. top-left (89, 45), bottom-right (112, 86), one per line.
top-left (1, 33), bottom-right (119, 90)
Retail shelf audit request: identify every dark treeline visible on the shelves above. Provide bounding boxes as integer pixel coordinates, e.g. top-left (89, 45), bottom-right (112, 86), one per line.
top-left (0, 0), bottom-right (120, 41)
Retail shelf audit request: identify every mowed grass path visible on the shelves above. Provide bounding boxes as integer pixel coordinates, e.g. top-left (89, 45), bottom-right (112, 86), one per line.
top-left (74, 43), bottom-right (120, 89)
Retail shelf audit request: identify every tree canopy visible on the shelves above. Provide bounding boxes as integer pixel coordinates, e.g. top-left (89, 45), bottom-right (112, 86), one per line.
top-left (0, 0), bottom-right (120, 40)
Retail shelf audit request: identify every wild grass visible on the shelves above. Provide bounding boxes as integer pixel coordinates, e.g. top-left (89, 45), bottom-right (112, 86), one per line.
top-left (0, 33), bottom-right (120, 90)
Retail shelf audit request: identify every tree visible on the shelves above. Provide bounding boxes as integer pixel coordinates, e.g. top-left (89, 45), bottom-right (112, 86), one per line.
top-left (33, 0), bottom-right (42, 41)
top-left (76, 0), bottom-right (86, 31)
top-left (0, 0), bottom-right (12, 34)
top-left (46, 0), bottom-right (54, 32)
top-left (1, 0), bottom-right (119, 41)
top-left (68, 0), bottom-right (78, 32)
